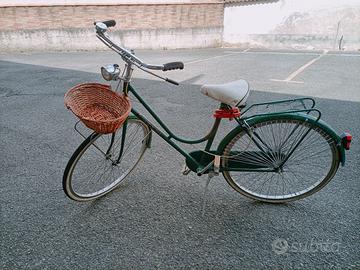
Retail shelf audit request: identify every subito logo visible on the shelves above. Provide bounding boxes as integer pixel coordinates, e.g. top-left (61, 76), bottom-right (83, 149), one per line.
top-left (272, 238), bottom-right (289, 255)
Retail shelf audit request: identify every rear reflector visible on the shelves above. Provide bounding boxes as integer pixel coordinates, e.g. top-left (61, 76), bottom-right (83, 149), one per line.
top-left (340, 132), bottom-right (352, 150)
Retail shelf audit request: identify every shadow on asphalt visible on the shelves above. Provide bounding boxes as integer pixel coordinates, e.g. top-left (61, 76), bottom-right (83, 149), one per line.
top-left (1, 61), bottom-right (359, 269)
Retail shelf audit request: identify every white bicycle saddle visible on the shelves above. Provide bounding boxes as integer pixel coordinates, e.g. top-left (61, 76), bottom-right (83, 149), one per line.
top-left (200, 79), bottom-right (250, 107)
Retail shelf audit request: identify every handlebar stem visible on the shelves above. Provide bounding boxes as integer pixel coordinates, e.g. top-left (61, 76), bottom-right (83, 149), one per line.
top-left (123, 63), bottom-right (133, 83)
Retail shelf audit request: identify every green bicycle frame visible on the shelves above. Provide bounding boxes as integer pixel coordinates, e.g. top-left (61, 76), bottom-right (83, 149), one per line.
top-left (120, 82), bottom-right (346, 175)
top-left (126, 83), bottom-right (223, 175)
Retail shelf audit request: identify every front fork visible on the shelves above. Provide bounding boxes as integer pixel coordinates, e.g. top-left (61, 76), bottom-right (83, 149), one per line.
top-left (116, 119), bottom-right (128, 164)
top-left (105, 119), bottom-right (128, 165)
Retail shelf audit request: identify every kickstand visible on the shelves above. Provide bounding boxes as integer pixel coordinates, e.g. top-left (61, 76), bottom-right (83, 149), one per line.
top-left (201, 172), bottom-right (215, 217)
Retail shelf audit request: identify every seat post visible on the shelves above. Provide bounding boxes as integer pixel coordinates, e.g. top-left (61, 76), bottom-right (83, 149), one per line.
top-left (203, 103), bottom-right (235, 153)
top-left (203, 116), bottom-right (222, 152)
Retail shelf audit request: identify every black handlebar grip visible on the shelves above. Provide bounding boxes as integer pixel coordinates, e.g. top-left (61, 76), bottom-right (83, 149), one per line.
top-left (163, 62), bottom-right (184, 71)
top-left (102, 20), bottom-right (116, 27)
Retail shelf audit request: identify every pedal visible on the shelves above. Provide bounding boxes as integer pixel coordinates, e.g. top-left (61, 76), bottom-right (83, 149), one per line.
top-left (182, 164), bottom-right (191, 175)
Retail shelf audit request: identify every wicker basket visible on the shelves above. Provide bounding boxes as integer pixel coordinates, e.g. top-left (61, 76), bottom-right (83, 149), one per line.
top-left (64, 83), bottom-right (131, 134)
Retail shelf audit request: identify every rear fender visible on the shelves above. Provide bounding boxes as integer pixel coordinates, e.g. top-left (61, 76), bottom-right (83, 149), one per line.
top-left (217, 113), bottom-right (346, 166)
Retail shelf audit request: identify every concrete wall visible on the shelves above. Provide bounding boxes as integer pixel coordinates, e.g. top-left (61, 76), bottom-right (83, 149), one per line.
top-left (224, 0), bottom-right (360, 50)
top-left (0, 1), bottom-right (223, 51)
top-left (3, 0), bottom-right (359, 51)
top-left (0, 0), bottom-right (215, 5)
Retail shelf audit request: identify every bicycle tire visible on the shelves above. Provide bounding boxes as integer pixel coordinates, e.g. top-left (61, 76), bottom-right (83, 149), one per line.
top-left (63, 118), bottom-right (150, 201)
top-left (222, 115), bottom-right (340, 203)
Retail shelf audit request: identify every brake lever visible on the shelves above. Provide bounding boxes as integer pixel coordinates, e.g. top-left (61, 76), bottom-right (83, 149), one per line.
top-left (165, 78), bottom-right (179, 85)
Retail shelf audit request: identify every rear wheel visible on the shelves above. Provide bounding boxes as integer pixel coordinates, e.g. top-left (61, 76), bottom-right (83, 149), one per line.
top-left (63, 118), bottom-right (150, 201)
top-left (222, 116), bottom-right (340, 203)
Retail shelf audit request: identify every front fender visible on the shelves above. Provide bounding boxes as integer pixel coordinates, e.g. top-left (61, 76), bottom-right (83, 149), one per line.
top-left (217, 113), bottom-right (346, 166)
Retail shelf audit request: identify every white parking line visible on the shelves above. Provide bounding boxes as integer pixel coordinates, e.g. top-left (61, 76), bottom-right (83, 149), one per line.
top-left (185, 48), bottom-right (249, 65)
top-left (270, 50), bottom-right (328, 83)
top-left (186, 49), bottom-right (360, 66)
top-left (183, 49), bottom-right (358, 83)
top-left (225, 50), bottom-right (360, 57)
top-left (325, 53), bottom-right (360, 57)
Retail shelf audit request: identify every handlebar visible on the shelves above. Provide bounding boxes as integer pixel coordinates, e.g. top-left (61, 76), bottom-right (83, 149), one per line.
top-left (94, 20), bottom-right (184, 73)
top-left (163, 62), bottom-right (184, 71)
top-left (102, 20), bottom-right (116, 27)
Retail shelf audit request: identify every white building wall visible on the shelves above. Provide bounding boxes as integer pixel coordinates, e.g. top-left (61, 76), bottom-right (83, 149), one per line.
top-left (224, 0), bottom-right (360, 50)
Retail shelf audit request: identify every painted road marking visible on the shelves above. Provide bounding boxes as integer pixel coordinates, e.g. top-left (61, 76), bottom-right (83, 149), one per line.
top-left (186, 49), bottom-right (359, 67)
top-left (224, 50), bottom-right (360, 57)
top-left (270, 50), bottom-right (328, 83)
top-left (224, 50), bottom-right (320, 56)
top-left (270, 79), bottom-right (304, 84)
top-left (185, 49), bottom-right (249, 65)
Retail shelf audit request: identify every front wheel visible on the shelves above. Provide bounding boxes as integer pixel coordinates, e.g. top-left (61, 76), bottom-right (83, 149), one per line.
top-left (222, 115), bottom-right (340, 203)
top-left (63, 118), bottom-right (150, 201)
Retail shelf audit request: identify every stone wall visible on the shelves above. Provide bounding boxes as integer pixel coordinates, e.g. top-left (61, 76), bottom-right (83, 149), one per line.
top-left (3, 0), bottom-right (358, 51)
top-left (0, 1), bottom-right (224, 51)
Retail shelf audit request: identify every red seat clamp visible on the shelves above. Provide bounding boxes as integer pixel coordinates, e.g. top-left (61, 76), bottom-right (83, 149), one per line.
top-left (213, 107), bottom-right (241, 119)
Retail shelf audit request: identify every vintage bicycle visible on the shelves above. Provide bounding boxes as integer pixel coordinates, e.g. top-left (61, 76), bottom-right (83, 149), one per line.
top-left (63, 20), bottom-right (352, 203)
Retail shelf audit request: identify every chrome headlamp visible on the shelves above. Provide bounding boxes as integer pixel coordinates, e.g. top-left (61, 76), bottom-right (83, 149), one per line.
top-left (101, 64), bottom-right (120, 81)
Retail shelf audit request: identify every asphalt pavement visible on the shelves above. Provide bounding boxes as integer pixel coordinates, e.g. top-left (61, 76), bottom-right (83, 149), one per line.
top-left (0, 48), bottom-right (359, 269)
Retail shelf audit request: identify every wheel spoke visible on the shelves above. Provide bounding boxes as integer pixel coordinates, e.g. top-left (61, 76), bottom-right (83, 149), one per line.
top-left (223, 117), bottom-right (338, 202)
top-left (64, 119), bottom-right (149, 201)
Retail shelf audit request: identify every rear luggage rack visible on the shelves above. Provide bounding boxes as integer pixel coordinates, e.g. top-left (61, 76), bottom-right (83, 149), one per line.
top-left (240, 97), bottom-right (320, 121)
